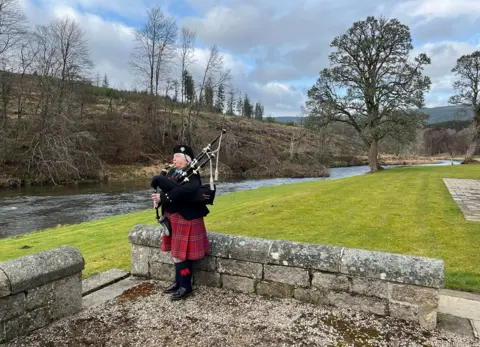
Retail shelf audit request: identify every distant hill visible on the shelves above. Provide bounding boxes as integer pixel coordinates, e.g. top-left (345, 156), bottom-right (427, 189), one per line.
top-left (275, 105), bottom-right (474, 125)
top-left (419, 105), bottom-right (473, 123)
top-left (274, 116), bottom-right (305, 125)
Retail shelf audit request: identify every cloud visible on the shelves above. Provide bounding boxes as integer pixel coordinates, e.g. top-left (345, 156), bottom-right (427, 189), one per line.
top-left (394, 0), bottom-right (480, 19)
top-left (28, 0), bottom-right (173, 19)
top-left (17, 0), bottom-right (480, 117)
top-left (413, 41), bottom-right (480, 107)
top-left (21, 1), bottom-right (138, 90)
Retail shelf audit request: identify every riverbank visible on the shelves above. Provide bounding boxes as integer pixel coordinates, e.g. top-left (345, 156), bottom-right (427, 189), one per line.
top-left (0, 155), bottom-right (444, 189)
top-left (1, 164), bottom-right (479, 293)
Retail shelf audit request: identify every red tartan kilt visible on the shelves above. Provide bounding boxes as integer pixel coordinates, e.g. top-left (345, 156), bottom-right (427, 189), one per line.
top-left (160, 212), bottom-right (210, 260)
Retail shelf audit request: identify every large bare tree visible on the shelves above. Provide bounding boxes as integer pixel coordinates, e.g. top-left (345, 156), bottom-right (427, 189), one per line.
top-left (305, 16), bottom-right (431, 172)
top-left (448, 51), bottom-right (480, 163)
top-left (131, 7), bottom-right (178, 96)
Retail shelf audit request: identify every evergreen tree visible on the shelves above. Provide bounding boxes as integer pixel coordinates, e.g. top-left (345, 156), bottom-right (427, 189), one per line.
top-left (215, 83), bottom-right (225, 113)
top-left (226, 88), bottom-right (234, 115)
top-left (102, 73), bottom-right (109, 88)
top-left (183, 70), bottom-right (195, 104)
top-left (254, 102), bottom-right (264, 120)
top-left (204, 76), bottom-right (214, 107)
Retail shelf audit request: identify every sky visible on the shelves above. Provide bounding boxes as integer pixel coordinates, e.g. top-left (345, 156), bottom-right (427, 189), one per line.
top-left (18, 0), bottom-right (480, 117)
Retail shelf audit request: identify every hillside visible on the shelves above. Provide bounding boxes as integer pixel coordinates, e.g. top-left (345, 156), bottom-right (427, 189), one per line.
top-left (0, 81), bottom-right (332, 188)
top-left (275, 105), bottom-right (474, 125)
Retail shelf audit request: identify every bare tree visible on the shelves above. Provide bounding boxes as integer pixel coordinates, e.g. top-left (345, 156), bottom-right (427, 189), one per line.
top-left (19, 17), bottom-right (101, 185)
top-left (448, 51), bottom-right (480, 163)
top-left (33, 24), bottom-right (61, 80)
top-left (131, 8), bottom-right (178, 96)
top-left (198, 44), bottom-right (231, 105)
top-left (179, 27), bottom-right (196, 103)
top-left (0, 0), bottom-right (27, 60)
top-left (50, 17), bottom-right (93, 84)
top-left (10, 34), bottom-right (38, 122)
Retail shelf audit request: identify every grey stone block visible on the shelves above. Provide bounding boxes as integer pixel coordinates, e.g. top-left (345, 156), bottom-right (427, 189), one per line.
top-left (128, 224), bottom-right (164, 248)
top-left (312, 272), bottom-right (349, 292)
top-left (328, 292), bottom-right (388, 316)
top-left (0, 246), bottom-right (85, 294)
top-left (350, 277), bottom-right (388, 299)
top-left (257, 281), bottom-right (293, 298)
top-left (268, 240), bottom-right (342, 272)
top-left (340, 248), bottom-right (444, 288)
top-left (82, 269), bottom-right (130, 296)
top-left (150, 262), bottom-right (174, 281)
top-left (389, 283), bottom-right (438, 308)
top-left (388, 301), bottom-right (436, 330)
top-left (0, 322), bottom-right (4, 343)
top-left (222, 274), bottom-right (255, 294)
top-left (294, 288), bottom-right (330, 306)
top-left (419, 306), bottom-right (437, 331)
top-left (218, 259), bottom-right (263, 279)
top-left (0, 293), bottom-right (25, 323)
top-left (193, 256), bottom-right (217, 272)
top-left (26, 282), bottom-right (54, 311)
top-left (207, 232), bottom-right (234, 258)
top-left (151, 249), bottom-right (174, 264)
top-left (389, 301), bottom-right (418, 321)
top-left (5, 306), bottom-right (52, 342)
top-left (228, 236), bottom-right (272, 263)
top-left (0, 269), bottom-right (10, 298)
top-left (264, 265), bottom-right (309, 287)
top-left (193, 271), bottom-right (221, 288)
top-left (52, 273), bottom-right (82, 320)
top-left (131, 245), bottom-right (151, 277)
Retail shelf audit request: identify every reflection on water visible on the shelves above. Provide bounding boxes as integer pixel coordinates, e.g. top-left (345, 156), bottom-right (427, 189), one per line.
top-left (0, 160), bottom-right (460, 238)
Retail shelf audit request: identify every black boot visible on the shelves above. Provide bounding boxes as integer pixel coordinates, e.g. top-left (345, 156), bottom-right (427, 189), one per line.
top-left (163, 262), bottom-right (180, 294)
top-left (170, 260), bottom-right (192, 301)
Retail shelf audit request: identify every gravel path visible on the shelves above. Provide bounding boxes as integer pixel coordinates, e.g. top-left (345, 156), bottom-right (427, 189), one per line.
top-left (2, 280), bottom-right (478, 347)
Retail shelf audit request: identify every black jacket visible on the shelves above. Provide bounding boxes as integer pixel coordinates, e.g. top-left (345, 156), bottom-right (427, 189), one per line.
top-left (160, 169), bottom-right (210, 220)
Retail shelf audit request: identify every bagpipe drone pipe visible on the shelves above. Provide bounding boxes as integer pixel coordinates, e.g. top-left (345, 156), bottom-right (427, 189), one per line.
top-left (151, 129), bottom-right (227, 223)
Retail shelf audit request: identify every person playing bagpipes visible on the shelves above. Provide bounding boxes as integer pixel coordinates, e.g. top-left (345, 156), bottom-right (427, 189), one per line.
top-left (151, 144), bottom-right (212, 301)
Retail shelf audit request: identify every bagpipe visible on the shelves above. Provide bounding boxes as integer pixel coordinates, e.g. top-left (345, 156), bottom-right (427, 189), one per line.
top-left (151, 129), bottom-right (227, 224)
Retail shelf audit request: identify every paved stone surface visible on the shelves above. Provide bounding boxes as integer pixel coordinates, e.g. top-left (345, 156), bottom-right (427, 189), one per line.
top-left (439, 289), bottom-right (480, 321)
top-left (437, 313), bottom-right (475, 338)
top-left (82, 277), bottom-right (144, 309)
top-left (82, 269), bottom-right (130, 296)
top-left (3, 280), bottom-right (479, 347)
top-left (443, 178), bottom-right (480, 221)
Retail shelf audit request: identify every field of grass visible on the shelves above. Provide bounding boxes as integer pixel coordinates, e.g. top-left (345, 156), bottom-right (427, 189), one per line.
top-left (1, 164), bottom-right (479, 292)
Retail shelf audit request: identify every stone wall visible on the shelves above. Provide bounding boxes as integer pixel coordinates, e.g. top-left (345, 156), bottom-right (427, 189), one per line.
top-left (0, 246), bottom-right (85, 343)
top-left (128, 225), bottom-right (444, 330)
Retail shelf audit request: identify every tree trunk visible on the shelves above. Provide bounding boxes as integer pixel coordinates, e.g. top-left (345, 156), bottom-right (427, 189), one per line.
top-left (463, 121), bottom-right (480, 163)
top-left (368, 139), bottom-right (381, 172)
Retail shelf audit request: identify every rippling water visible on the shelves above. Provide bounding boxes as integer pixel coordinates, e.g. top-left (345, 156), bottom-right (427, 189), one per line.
top-left (0, 160), bottom-right (460, 238)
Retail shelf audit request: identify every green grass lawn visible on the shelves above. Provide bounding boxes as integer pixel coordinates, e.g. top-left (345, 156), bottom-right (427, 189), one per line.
top-left (1, 164), bottom-right (480, 292)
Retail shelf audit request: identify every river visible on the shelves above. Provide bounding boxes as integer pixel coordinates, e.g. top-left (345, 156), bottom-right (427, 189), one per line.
top-left (0, 160), bottom-right (460, 239)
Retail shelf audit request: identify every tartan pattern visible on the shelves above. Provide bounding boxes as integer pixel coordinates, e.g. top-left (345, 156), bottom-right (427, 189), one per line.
top-left (160, 212), bottom-right (210, 260)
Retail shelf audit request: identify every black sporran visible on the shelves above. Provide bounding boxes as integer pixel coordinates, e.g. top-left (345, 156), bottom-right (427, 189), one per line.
top-left (157, 215), bottom-right (172, 236)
